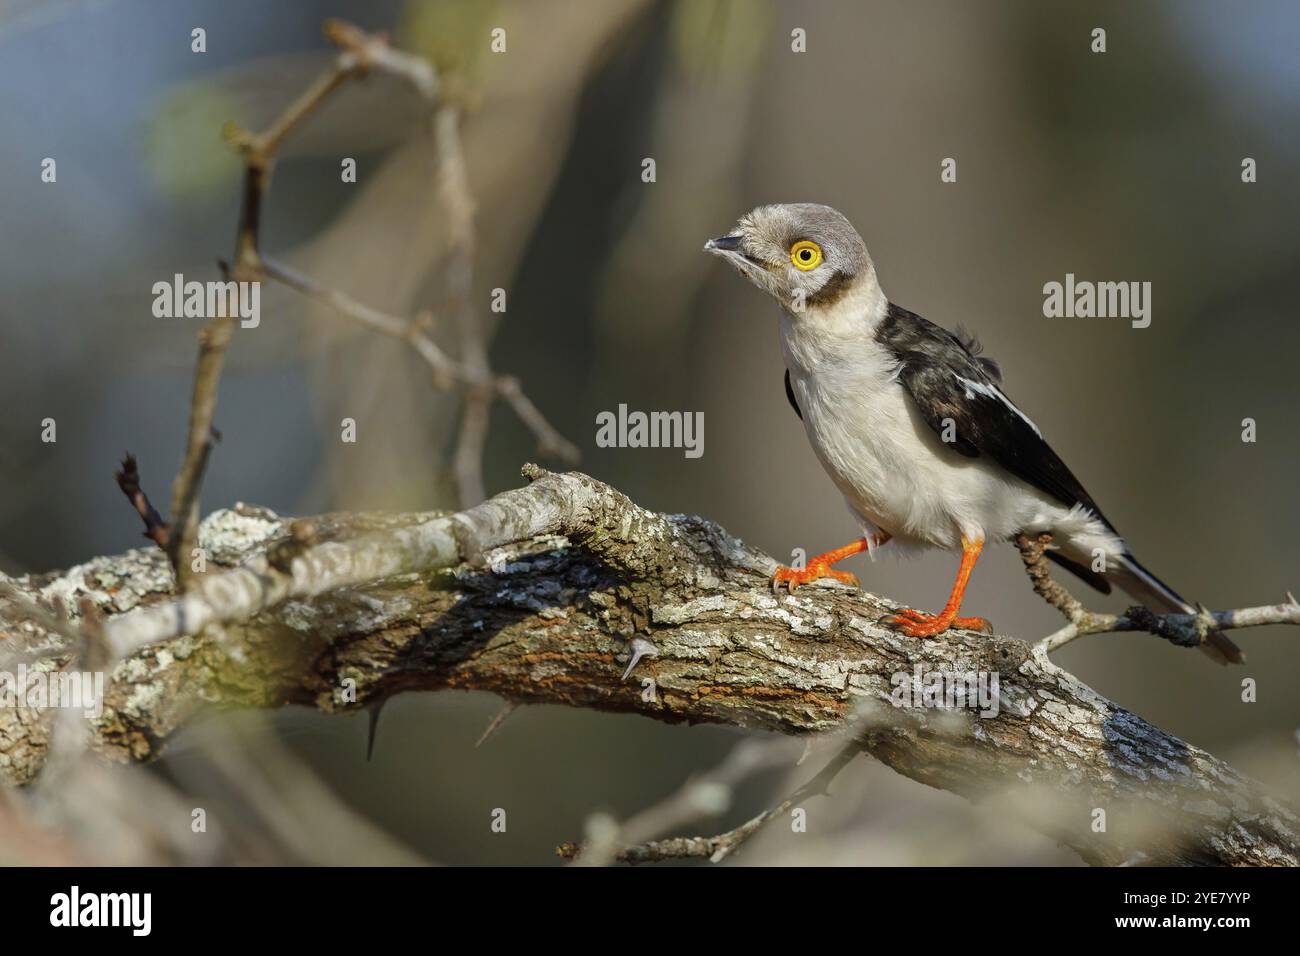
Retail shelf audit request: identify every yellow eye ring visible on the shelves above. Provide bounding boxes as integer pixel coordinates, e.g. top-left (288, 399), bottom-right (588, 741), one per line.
top-left (790, 240), bottom-right (823, 271)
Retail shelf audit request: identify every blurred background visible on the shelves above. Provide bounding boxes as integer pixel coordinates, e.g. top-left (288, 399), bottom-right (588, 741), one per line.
top-left (1, 0), bottom-right (1297, 864)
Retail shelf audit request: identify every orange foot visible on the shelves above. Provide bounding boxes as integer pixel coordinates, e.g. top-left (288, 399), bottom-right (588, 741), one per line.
top-left (770, 536), bottom-right (890, 594)
top-left (885, 607), bottom-right (993, 638)
top-left (771, 560), bottom-right (859, 593)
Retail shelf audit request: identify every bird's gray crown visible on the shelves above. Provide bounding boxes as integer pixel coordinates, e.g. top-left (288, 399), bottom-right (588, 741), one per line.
top-left (704, 203), bottom-right (872, 312)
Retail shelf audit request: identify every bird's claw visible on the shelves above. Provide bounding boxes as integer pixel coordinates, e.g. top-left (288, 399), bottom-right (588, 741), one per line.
top-left (885, 608), bottom-right (993, 638)
top-left (770, 562), bottom-right (859, 594)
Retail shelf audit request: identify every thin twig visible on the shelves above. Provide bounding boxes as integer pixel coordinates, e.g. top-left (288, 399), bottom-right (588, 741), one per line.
top-left (155, 110), bottom-right (269, 588)
top-left (1017, 533), bottom-right (1300, 654)
top-left (494, 375), bottom-right (579, 461)
top-left (163, 19), bottom-right (426, 589)
top-left (435, 104), bottom-right (493, 508)
top-left (454, 390), bottom-right (492, 507)
top-left (259, 258), bottom-right (459, 385)
top-left (232, 24), bottom-right (575, 508)
top-left (259, 257), bottom-right (578, 464)
top-left (113, 454), bottom-right (170, 550)
top-left (561, 734), bottom-right (866, 865)
top-left (167, 323), bottom-right (229, 589)
top-left (565, 738), bottom-right (799, 867)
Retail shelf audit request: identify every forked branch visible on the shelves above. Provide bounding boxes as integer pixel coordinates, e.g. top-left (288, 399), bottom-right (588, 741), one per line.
top-left (1015, 533), bottom-right (1300, 655)
top-left (127, 19), bottom-right (577, 584)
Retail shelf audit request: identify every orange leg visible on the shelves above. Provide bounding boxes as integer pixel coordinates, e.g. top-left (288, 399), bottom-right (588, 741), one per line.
top-left (886, 536), bottom-right (993, 637)
top-left (772, 533), bottom-right (890, 593)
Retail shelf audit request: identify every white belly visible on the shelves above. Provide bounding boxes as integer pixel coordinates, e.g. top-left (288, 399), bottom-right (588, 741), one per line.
top-left (784, 341), bottom-right (1122, 559)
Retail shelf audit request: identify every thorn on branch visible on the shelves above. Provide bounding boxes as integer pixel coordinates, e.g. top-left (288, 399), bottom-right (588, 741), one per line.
top-left (475, 701), bottom-right (519, 748)
top-left (365, 695), bottom-right (391, 762)
top-left (621, 637), bottom-right (659, 681)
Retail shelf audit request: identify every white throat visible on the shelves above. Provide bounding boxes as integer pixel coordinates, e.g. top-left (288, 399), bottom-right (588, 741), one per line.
top-left (778, 269), bottom-right (888, 374)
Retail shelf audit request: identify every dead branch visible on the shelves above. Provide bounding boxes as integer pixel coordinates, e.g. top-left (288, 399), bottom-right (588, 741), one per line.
top-left (159, 16), bottom-right (422, 587)
top-left (257, 259), bottom-right (577, 466)
top-left (129, 19), bottom-right (577, 587)
top-left (3, 467), bottom-right (1298, 866)
top-left (167, 320), bottom-right (228, 589)
top-left (435, 103), bottom-right (493, 507)
top-left (1016, 533), bottom-right (1300, 655)
top-left (233, 21), bottom-right (577, 498)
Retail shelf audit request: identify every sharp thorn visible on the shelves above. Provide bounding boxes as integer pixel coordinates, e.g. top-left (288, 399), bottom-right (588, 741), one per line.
top-left (476, 700), bottom-right (519, 748)
top-left (621, 637), bottom-right (659, 681)
top-left (796, 738), bottom-right (815, 766)
top-left (366, 696), bottom-right (390, 762)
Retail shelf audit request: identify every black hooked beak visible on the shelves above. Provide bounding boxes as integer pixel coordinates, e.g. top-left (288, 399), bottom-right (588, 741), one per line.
top-left (703, 234), bottom-right (743, 253)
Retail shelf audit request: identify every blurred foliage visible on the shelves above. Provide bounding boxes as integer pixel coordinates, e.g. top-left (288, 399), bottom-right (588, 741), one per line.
top-left (671, 0), bottom-right (772, 85)
top-left (398, 0), bottom-right (500, 84)
top-left (143, 81), bottom-right (243, 202)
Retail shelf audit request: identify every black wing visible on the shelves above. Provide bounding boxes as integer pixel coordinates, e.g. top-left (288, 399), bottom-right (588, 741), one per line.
top-left (784, 368), bottom-right (802, 420)
top-left (876, 303), bottom-right (1114, 534)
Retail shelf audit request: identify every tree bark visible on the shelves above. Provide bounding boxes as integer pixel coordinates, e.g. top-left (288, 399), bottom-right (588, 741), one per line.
top-left (1, 467), bottom-right (1295, 866)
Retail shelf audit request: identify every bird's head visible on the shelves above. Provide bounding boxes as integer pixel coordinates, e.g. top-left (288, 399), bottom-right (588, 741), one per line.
top-left (704, 203), bottom-right (873, 315)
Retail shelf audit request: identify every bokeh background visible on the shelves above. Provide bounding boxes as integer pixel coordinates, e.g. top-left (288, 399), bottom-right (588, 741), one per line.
top-left (1, 0), bottom-right (1297, 864)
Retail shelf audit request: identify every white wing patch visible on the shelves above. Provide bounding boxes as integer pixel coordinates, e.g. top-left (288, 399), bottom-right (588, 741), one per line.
top-left (954, 374), bottom-right (1042, 438)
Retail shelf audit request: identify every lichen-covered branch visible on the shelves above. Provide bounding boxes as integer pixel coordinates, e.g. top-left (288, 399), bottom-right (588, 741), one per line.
top-left (2, 468), bottom-right (1297, 866)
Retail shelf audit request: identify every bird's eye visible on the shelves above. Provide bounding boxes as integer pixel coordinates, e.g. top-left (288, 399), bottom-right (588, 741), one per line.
top-left (790, 240), bottom-right (823, 271)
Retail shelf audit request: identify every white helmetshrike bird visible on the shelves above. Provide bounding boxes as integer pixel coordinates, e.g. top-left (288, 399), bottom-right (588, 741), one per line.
top-left (704, 202), bottom-right (1242, 664)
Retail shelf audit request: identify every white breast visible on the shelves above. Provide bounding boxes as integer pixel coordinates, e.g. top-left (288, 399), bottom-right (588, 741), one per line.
top-left (777, 305), bottom-right (1121, 558)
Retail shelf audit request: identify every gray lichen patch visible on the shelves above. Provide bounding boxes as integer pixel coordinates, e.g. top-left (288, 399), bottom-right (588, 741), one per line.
top-left (37, 547), bottom-right (174, 620)
top-left (651, 594), bottom-right (734, 625)
top-left (121, 680), bottom-right (166, 720)
top-left (659, 627), bottom-right (729, 660)
top-left (199, 507), bottom-right (284, 565)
